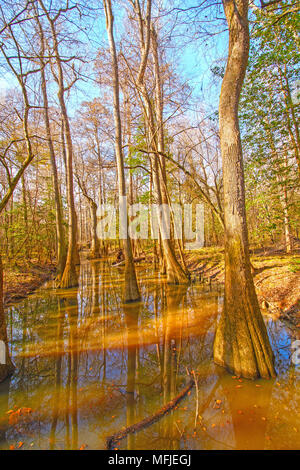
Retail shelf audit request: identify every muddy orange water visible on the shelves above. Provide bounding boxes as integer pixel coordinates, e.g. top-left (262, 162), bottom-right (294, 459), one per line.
top-left (0, 259), bottom-right (299, 450)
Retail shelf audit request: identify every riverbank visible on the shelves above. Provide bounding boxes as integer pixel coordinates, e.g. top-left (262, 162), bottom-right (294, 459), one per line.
top-left (186, 247), bottom-right (300, 326)
top-left (3, 247), bottom-right (300, 328)
top-left (3, 261), bottom-right (56, 307)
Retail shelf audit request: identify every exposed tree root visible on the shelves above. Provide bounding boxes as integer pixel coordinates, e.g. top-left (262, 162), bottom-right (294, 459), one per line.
top-left (105, 378), bottom-right (194, 450)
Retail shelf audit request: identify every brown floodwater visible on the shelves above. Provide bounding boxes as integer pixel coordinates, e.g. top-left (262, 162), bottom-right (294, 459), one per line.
top-left (0, 258), bottom-right (299, 450)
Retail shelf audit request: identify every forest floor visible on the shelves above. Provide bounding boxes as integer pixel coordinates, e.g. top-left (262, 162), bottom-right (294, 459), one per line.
top-left (3, 261), bottom-right (56, 307)
top-left (186, 245), bottom-right (300, 328)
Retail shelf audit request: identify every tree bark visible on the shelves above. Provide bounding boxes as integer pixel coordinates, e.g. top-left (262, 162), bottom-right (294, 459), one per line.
top-left (213, 0), bottom-right (276, 379)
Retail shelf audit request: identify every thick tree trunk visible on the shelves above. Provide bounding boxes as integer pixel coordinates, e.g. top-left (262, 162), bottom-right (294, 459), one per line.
top-left (0, 255), bottom-right (15, 383)
top-left (104, 0), bottom-right (140, 302)
top-left (213, 0), bottom-right (276, 379)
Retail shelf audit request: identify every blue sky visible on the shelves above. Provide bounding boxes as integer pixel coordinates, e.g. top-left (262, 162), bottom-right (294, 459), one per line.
top-left (0, 1), bottom-right (228, 119)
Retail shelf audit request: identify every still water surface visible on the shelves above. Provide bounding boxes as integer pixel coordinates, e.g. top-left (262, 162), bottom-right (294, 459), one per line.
top-left (0, 259), bottom-right (299, 450)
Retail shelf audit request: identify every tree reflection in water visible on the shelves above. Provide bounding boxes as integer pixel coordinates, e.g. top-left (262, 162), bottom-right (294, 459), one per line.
top-left (0, 259), bottom-right (299, 450)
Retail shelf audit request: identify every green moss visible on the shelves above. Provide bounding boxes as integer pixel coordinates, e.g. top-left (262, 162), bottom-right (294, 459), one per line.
top-left (288, 257), bottom-right (300, 273)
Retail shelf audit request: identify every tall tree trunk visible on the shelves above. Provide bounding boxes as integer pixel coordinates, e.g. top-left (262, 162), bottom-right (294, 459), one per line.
top-left (282, 188), bottom-right (292, 254)
top-left (103, 0), bottom-right (140, 302)
top-left (265, 120), bottom-right (293, 255)
top-left (95, 128), bottom-right (106, 255)
top-left (21, 175), bottom-right (29, 260)
top-left (40, 68), bottom-right (67, 277)
top-left (281, 158), bottom-right (293, 254)
top-left (142, 83), bottom-right (187, 283)
top-left (130, 0), bottom-right (183, 281)
top-left (278, 64), bottom-right (300, 180)
top-left (149, 25), bottom-right (189, 284)
top-left (35, 10), bottom-right (67, 278)
top-left (76, 175), bottom-right (100, 259)
top-left (86, 199), bottom-right (100, 259)
top-left (213, 0), bottom-right (276, 380)
top-left (152, 152), bottom-right (188, 283)
top-left (0, 255), bottom-right (15, 383)
top-left (125, 81), bottom-right (137, 259)
top-left (39, 1), bottom-right (79, 288)
top-left (57, 87), bottom-right (78, 287)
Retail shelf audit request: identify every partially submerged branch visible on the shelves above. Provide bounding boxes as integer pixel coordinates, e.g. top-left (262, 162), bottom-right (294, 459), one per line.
top-left (105, 377), bottom-right (194, 450)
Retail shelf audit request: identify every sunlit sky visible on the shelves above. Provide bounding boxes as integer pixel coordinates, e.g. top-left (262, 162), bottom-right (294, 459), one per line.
top-left (0, 1), bottom-right (229, 119)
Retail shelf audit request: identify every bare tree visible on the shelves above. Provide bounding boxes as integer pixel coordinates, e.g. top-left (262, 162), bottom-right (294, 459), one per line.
top-left (34, 7), bottom-right (67, 278)
top-left (103, 0), bottom-right (140, 302)
top-left (0, 4), bottom-right (43, 381)
top-left (126, 0), bottom-right (189, 283)
top-left (38, 0), bottom-right (79, 288)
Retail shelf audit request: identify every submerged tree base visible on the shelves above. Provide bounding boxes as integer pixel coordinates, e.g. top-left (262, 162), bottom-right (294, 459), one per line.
top-left (123, 262), bottom-right (140, 303)
top-left (214, 284), bottom-right (277, 380)
top-left (213, 235), bottom-right (277, 380)
top-left (167, 272), bottom-right (190, 285)
top-left (166, 264), bottom-right (190, 285)
top-left (58, 262), bottom-right (79, 289)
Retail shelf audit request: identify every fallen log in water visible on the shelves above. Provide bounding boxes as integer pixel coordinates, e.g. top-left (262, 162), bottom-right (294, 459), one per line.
top-left (111, 255), bottom-right (146, 267)
top-left (105, 377), bottom-right (194, 449)
top-left (111, 260), bottom-right (125, 267)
